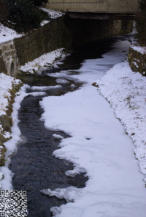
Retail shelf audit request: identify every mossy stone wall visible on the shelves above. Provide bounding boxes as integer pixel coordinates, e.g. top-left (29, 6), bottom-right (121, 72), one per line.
top-left (0, 57), bottom-right (6, 73)
top-left (14, 17), bottom-right (71, 65)
top-left (128, 47), bottom-right (146, 76)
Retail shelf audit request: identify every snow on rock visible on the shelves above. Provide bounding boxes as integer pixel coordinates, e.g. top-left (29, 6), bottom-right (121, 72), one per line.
top-left (40, 39), bottom-right (146, 217)
top-left (131, 45), bottom-right (146, 55)
top-left (97, 61), bottom-right (146, 177)
top-left (40, 8), bottom-right (64, 19)
top-left (40, 20), bottom-right (50, 26)
top-left (53, 134), bottom-right (64, 140)
top-left (41, 187), bottom-right (79, 202)
top-left (0, 23), bottom-right (22, 44)
top-left (20, 48), bottom-right (65, 74)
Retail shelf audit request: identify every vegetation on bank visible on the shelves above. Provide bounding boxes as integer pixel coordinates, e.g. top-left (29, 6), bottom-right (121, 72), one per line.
top-left (137, 0), bottom-right (146, 45)
top-left (0, 0), bottom-right (49, 32)
top-left (0, 81), bottom-right (22, 166)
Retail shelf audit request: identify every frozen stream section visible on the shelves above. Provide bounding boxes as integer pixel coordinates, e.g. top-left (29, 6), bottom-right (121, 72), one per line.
top-left (41, 39), bottom-right (146, 217)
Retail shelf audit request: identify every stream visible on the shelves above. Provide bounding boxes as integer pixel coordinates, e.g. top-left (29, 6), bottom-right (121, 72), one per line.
top-left (9, 37), bottom-right (146, 217)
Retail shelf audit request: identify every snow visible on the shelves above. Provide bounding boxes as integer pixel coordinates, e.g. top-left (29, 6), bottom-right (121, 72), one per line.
top-left (20, 48), bottom-right (65, 73)
top-left (53, 134), bottom-right (64, 140)
top-left (40, 8), bottom-right (64, 19)
top-left (0, 23), bottom-right (22, 44)
top-left (131, 45), bottom-right (146, 55)
top-left (56, 78), bottom-right (69, 84)
top-left (31, 85), bottom-right (62, 91)
top-left (41, 187), bottom-right (78, 202)
top-left (0, 85), bottom-right (27, 190)
top-left (0, 73), bottom-right (20, 137)
top-left (47, 71), bottom-right (70, 78)
top-left (28, 91), bottom-right (46, 97)
top-left (0, 73), bottom-right (15, 116)
top-left (40, 20), bottom-right (50, 26)
top-left (97, 61), bottom-right (146, 177)
top-left (40, 39), bottom-right (146, 217)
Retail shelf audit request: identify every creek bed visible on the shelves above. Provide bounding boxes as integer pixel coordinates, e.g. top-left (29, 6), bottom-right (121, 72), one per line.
top-left (9, 38), bottom-right (115, 217)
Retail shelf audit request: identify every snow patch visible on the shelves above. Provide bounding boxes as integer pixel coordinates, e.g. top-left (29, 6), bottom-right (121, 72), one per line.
top-left (97, 61), bottom-right (146, 177)
top-left (131, 46), bottom-right (146, 55)
top-left (40, 8), bottom-right (64, 19)
top-left (40, 20), bottom-right (50, 26)
top-left (41, 186), bottom-right (79, 202)
top-left (20, 48), bottom-right (65, 73)
top-left (53, 134), bottom-right (64, 140)
top-left (31, 85), bottom-right (62, 91)
top-left (0, 23), bottom-right (22, 43)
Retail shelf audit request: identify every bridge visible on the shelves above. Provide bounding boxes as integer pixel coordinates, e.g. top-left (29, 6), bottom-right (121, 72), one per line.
top-left (46, 0), bottom-right (139, 14)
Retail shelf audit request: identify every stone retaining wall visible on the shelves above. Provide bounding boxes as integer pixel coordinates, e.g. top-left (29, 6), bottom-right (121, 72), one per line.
top-left (0, 16), bottom-right (133, 76)
top-left (0, 17), bottom-right (71, 76)
top-left (14, 17), bottom-right (71, 66)
top-left (0, 41), bottom-right (19, 76)
top-left (128, 47), bottom-right (146, 76)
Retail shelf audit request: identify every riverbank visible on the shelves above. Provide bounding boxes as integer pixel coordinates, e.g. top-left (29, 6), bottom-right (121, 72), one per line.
top-left (128, 45), bottom-right (146, 76)
top-left (0, 73), bottom-right (21, 183)
top-left (96, 60), bottom-right (146, 183)
top-left (0, 44), bottom-right (69, 190)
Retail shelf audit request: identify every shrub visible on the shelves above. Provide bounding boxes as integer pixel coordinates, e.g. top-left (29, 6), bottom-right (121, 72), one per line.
top-left (5, 0), bottom-right (48, 32)
top-left (32, 0), bottom-right (47, 6)
top-left (0, 0), bottom-right (8, 22)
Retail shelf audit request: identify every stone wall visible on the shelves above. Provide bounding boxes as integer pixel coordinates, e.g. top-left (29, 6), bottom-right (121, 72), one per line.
top-left (14, 17), bottom-right (71, 66)
top-left (128, 47), bottom-right (146, 76)
top-left (0, 16), bottom-right (133, 76)
top-left (0, 17), bottom-right (71, 76)
top-left (0, 41), bottom-right (19, 76)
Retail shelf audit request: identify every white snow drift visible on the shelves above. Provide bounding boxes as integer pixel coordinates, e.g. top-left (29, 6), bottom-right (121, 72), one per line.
top-left (97, 61), bottom-right (146, 178)
top-left (20, 48), bottom-right (65, 73)
top-left (40, 39), bottom-right (146, 217)
top-left (0, 23), bottom-right (22, 44)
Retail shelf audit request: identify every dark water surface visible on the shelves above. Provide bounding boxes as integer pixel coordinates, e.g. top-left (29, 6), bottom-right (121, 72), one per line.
top-left (10, 38), bottom-right (118, 217)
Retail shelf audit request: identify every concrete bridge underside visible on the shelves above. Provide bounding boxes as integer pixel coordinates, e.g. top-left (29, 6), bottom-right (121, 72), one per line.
top-left (47, 0), bottom-right (139, 14)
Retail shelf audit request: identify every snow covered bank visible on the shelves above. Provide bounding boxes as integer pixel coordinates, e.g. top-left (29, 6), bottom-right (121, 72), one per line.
top-left (0, 73), bottom-right (20, 137)
top-left (128, 45), bottom-right (146, 76)
top-left (0, 73), bottom-right (23, 188)
top-left (40, 39), bottom-right (146, 217)
top-left (20, 48), bottom-right (65, 74)
top-left (0, 23), bottom-right (22, 44)
top-left (131, 45), bottom-right (146, 55)
top-left (0, 85), bottom-right (27, 189)
top-left (97, 61), bottom-right (146, 179)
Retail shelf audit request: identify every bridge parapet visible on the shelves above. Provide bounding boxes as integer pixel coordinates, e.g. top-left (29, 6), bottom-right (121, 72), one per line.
top-left (47, 0), bottom-right (139, 14)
